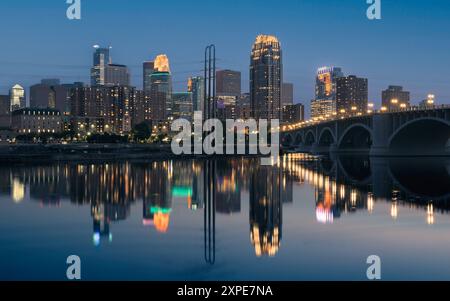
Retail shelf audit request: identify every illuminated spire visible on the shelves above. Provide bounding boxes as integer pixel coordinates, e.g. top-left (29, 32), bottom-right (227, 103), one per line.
top-left (254, 34), bottom-right (279, 45)
top-left (154, 54), bottom-right (170, 72)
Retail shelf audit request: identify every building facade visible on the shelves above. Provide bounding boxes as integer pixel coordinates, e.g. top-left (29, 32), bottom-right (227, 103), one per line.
top-left (0, 95), bottom-right (11, 128)
top-left (281, 83), bottom-right (294, 107)
top-left (311, 67), bottom-right (344, 119)
top-left (250, 35), bottom-right (283, 121)
top-left (12, 108), bottom-right (62, 134)
top-left (382, 85), bottom-right (410, 111)
top-left (104, 64), bottom-right (130, 87)
top-left (216, 70), bottom-right (241, 97)
top-left (282, 103), bottom-right (305, 124)
top-left (336, 75), bottom-right (368, 115)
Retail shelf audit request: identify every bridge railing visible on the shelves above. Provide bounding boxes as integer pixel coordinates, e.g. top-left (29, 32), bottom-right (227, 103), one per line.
top-left (282, 104), bottom-right (450, 132)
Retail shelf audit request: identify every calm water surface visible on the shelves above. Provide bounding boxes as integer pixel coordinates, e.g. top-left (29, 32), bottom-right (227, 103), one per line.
top-left (1, 155), bottom-right (450, 280)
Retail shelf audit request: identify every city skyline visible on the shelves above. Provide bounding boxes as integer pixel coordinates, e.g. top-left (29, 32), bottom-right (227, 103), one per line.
top-left (0, 0), bottom-right (449, 114)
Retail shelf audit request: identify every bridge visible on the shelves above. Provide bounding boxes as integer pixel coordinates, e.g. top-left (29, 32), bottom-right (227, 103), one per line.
top-left (281, 105), bottom-right (450, 156)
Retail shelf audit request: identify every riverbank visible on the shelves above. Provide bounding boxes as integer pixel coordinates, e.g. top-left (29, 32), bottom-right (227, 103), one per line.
top-left (0, 144), bottom-right (270, 163)
top-left (0, 144), bottom-right (183, 163)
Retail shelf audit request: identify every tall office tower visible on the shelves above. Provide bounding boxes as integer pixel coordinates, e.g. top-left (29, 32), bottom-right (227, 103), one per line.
top-left (236, 93), bottom-right (252, 120)
top-left (216, 70), bottom-right (240, 120)
top-left (91, 46), bottom-right (111, 86)
top-left (150, 54), bottom-right (173, 122)
top-left (382, 85), bottom-right (410, 111)
top-left (281, 83), bottom-right (294, 107)
top-left (336, 75), bottom-right (368, 115)
top-left (216, 70), bottom-right (241, 97)
top-left (9, 84), bottom-right (26, 112)
top-left (188, 76), bottom-right (204, 112)
top-left (311, 66), bottom-right (344, 119)
top-left (250, 34), bottom-right (283, 120)
top-left (105, 64), bottom-right (130, 86)
top-left (172, 92), bottom-right (193, 121)
top-left (143, 61), bottom-right (155, 94)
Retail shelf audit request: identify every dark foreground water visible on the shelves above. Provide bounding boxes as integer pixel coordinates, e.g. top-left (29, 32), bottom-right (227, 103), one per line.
top-left (1, 155), bottom-right (450, 280)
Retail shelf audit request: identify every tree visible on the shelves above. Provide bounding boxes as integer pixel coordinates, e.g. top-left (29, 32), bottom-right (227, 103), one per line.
top-left (133, 122), bottom-right (151, 142)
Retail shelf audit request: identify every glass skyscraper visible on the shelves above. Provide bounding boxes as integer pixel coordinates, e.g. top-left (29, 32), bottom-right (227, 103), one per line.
top-left (250, 35), bottom-right (282, 120)
top-left (188, 76), bottom-right (204, 113)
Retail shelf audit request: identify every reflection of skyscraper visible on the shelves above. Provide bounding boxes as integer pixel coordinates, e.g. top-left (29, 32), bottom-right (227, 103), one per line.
top-left (250, 35), bottom-right (282, 120)
top-left (216, 160), bottom-right (241, 214)
top-left (143, 161), bottom-right (172, 233)
top-left (249, 165), bottom-right (282, 257)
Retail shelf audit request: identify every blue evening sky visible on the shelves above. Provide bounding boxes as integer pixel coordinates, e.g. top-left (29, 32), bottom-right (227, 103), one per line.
top-left (0, 0), bottom-right (449, 112)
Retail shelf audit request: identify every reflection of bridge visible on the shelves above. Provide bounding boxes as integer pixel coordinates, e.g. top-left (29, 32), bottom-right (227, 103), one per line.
top-left (282, 106), bottom-right (450, 156)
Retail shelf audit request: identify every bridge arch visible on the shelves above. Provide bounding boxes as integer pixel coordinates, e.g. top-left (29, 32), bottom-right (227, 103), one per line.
top-left (388, 117), bottom-right (450, 155)
top-left (318, 127), bottom-right (336, 147)
top-left (338, 123), bottom-right (373, 151)
top-left (305, 130), bottom-right (316, 146)
top-left (282, 133), bottom-right (294, 147)
top-left (294, 133), bottom-right (303, 147)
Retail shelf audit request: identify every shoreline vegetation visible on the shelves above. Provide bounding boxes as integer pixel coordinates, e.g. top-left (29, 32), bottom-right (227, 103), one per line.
top-left (0, 143), bottom-right (269, 163)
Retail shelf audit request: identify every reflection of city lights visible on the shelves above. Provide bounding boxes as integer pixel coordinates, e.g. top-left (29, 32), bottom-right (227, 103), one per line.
top-left (427, 203), bottom-right (435, 225)
top-left (93, 233), bottom-right (101, 246)
top-left (11, 178), bottom-right (25, 203)
top-left (350, 189), bottom-right (357, 206)
top-left (367, 193), bottom-right (374, 213)
top-left (391, 203), bottom-right (398, 220)
top-left (316, 206), bottom-right (334, 224)
top-left (340, 185), bottom-right (346, 199)
top-left (154, 212), bottom-right (170, 233)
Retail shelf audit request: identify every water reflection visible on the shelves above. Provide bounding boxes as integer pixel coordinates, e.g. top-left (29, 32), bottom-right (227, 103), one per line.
top-left (0, 155), bottom-right (449, 262)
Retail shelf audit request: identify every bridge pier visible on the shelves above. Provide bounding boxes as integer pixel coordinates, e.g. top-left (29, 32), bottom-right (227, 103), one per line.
top-left (370, 114), bottom-right (392, 157)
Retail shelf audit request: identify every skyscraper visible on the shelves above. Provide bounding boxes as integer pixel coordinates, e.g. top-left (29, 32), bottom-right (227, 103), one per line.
top-left (9, 84), bottom-right (26, 112)
top-left (216, 70), bottom-right (241, 97)
top-left (250, 35), bottom-right (283, 120)
top-left (91, 46), bottom-right (129, 87)
top-left (336, 75), bottom-right (368, 115)
top-left (382, 85), bottom-right (410, 111)
top-left (188, 76), bottom-right (204, 112)
top-left (311, 67), bottom-right (344, 119)
top-left (143, 61), bottom-right (155, 95)
top-left (150, 54), bottom-right (172, 122)
top-left (104, 64), bottom-right (130, 87)
top-left (281, 83), bottom-right (294, 107)
top-left (91, 46), bottom-right (111, 86)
